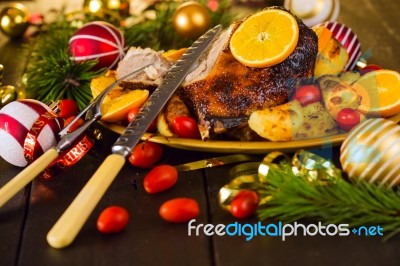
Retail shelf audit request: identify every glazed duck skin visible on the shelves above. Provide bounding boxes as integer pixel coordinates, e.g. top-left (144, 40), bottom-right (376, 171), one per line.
top-left (180, 9), bottom-right (318, 140)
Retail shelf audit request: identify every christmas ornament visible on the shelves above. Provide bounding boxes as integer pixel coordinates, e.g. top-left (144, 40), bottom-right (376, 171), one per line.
top-left (0, 64), bottom-right (3, 86)
top-left (106, 0), bottom-right (130, 17)
top-left (0, 85), bottom-right (17, 107)
top-left (0, 65), bottom-right (18, 107)
top-left (284, 0), bottom-right (340, 27)
top-left (0, 99), bottom-right (63, 167)
top-left (83, 0), bottom-right (105, 15)
top-left (69, 21), bottom-right (125, 70)
top-left (340, 118), bottom-right (400, 187)
top-left (172, 1), bottom-right (211, 39)
top-left (0, 3), bottom-right (29, 38)
top-left (322, 21), bottom-right (362, 71)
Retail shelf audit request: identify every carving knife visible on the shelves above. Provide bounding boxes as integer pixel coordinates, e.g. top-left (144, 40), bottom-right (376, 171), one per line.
top-left (46, 25), bottom-right (222, 249)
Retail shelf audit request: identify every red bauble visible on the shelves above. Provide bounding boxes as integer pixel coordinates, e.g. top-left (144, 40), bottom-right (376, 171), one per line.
top-left (69, 21), bottom-right (125, 70)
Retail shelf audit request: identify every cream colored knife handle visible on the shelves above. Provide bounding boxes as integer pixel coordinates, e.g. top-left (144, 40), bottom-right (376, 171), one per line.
top-left (46, 154), bottom-right (125, 249)
top-left (0, 148), bottom-right (59, 208)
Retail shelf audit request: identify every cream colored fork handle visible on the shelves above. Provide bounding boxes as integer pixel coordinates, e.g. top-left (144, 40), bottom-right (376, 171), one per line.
top-left (0, 148), bottom-right (59, 208)
top-left (46, 154), bottom-right (125, 249)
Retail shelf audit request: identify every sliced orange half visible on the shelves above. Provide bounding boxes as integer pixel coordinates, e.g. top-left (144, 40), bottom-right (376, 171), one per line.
top-left (101, 89), bottom-right (149, 122)
top-left (352, 69), bottom-right (400, 117)
top-left (229, 9), bottom-right (299, 68)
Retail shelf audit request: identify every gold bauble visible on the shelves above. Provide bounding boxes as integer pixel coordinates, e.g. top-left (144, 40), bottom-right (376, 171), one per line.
top-left (172, 1), bottom-right (211, 39)
top-left (340, 118), bottom-right (400, 187)
top-left (0, 3), bottom-right (29, 38)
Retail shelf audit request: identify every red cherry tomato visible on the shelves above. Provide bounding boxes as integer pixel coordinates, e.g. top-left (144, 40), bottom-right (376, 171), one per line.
top-left (172, 116), bottom-right (201, 139)
top-left (359, 64), bottom-right (382, 75)
top-left (159, 198), bottom-right (200, 223)
top-left (230, 190), bottom-right (259, 219)
top-left (336, 108), bottom-right (361, 132)
top-left (127, 107), bottom-right (140, 122)
top-left (127, 107), bottom-right (157, 132)
top-left (97, 206), bottom-right (129, 234)
top-left (128, 141), bottom-right (163, 168)
top-left (143, 165), bottom-right (178, 194)
top-left (58, 99), bottom-right (78, 119)
top-left (64, 116), bottom-right (85, 133)
top-left (292, 84), bottom-right (322, 106)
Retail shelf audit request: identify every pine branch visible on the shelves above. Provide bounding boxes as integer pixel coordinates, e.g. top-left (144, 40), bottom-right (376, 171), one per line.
top-left (124, 0), bottom-right (234, 50)
top-left (25, 17), bottom-right (104, 110)
top-left (257, 163), bottom-right (400, 238)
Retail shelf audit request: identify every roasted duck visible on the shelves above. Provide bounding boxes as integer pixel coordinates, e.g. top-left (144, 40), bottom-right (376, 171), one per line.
top-left (116, 7), bottom-right (318, 141)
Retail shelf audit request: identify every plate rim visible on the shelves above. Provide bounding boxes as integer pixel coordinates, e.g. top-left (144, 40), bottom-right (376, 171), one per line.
top-left (99, 112), bottom-right (400, 154)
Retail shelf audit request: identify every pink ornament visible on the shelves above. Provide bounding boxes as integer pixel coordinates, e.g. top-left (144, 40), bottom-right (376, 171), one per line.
top-left (323, 21), bottom-right (362, 71)
top-left (0, 99), bottom-right (62, 167)
top-left (69, 21), bottom-right (125, 70)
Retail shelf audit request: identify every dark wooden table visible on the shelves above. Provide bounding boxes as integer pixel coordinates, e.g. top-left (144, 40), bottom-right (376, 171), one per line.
top-left (1, 1), bottom-right (399, 265)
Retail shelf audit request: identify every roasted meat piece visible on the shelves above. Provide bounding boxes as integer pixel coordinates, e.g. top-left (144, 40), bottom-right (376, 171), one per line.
top-left (180, 8), bottom-right (318, 140)
top-left (116, 47), bottom-right (172, 91)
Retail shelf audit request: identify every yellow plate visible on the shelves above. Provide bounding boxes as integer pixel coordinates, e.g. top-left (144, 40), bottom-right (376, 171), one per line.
top-left (101, 112), bottom-right (400, 154)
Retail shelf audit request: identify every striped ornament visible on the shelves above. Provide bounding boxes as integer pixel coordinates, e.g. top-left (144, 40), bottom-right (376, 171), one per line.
top-left (284, 0), bottom-right (340, 27)
top-left (322, 21), bottom-right (362, 71)
top-left (340, 118), bottom-right (400, 187)
top-left (0, 99), bottom-right (62, 167)
top-left (69, 21), bottom-right (125, 70)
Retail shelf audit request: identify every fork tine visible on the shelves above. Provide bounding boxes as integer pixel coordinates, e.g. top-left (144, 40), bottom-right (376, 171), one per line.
top-left (59, 64), bottom-right (151, 137)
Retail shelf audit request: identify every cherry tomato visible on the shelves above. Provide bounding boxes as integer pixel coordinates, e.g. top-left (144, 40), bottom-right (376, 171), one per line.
top-left (127, 107), bottom-right (157, 132)
top-left (172, 116), bottom-right (201, 139)
top-left (292, 84), bottom-right (322, 106)
top-left (127, 107), bottom-right (140, 122)
top-left (128, 141), bottom-right (163, 168)
top-left (58, 99), bottom-right (78, 119)
top-left (64, 116), bottom-right (85, 133)
top-left (143, 165), bottom-right (178, 194)
top-left (97, 206), bottom-right (129, 234)
top-left (159, 198), bottom-right (200, 223)
top-left (336, 108), bottom-right (361, 132)
top-left (230, 190), bottom-right (259, 219)
top-left (359, 64), bottom-right (382, 76)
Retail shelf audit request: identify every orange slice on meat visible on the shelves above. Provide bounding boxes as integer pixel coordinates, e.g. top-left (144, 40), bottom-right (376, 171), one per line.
top-left (229, 9), bottom-right (299, 68)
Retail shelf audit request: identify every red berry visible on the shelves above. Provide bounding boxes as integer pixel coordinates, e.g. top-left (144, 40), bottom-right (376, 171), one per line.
top-left (359, 64), bottom-right (383, 75)
top-left (58, 99), bottom-right (78, 119)
top-left (143, 165), bottom-right (178, 194)
top-left (292, 84), bottom-right (321, 106)
top-left (159, 198), bottom-right (200, 223)
top-left (97, 206), bottom-right (129, 234)
top-left (128, 142), bottom-right (163, 168)
top-left (172, 116), bottom-right (201, 139)
top-left (230, 190), bottom-right (259, 219)
top-left (336, 108), bottom-right (361, 131)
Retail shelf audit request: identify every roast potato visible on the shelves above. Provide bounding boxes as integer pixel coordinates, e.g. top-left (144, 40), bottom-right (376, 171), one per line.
top-left (318, 75), bottom-right (361, 119)
top-left (248, 100), bottom-right (304, 141)
top-left (295, 102), bottom-right (338, 139)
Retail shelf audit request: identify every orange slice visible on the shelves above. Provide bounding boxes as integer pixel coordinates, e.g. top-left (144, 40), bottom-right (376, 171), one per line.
top-left (229, 9), bottom-right (299, 68)
top-left (312, 25), bottom-right (333, 52)
top-left (352, 69), bottom-right (400, 117)
top-left (162, 48), bottom-right (188, 62)
top-left (101, 89), bottom-right (149, 122)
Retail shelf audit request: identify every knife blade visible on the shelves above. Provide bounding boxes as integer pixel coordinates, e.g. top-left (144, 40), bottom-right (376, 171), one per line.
top-left (46, 25), bottom-right (222, 249)
top-left (174, 154), bottom-right (260, 172)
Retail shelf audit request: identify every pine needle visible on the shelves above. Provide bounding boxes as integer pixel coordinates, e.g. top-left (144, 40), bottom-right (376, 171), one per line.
top-left (257, 162), bottom-right (400, 239)
top-left (25, 17), bottom-right (103, 110)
